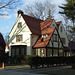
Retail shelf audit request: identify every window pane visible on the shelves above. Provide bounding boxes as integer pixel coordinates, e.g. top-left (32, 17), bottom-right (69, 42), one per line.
top-left (53, 49), bottom-right (58, 56)
top-left (47, 49), bottom-right (52, 57)
top-left (16, 48), bottom-right (19, 55)
top-left (21, 48), bottom-right (25, 55)
top-left (59, 50), bottom-right (63, 56)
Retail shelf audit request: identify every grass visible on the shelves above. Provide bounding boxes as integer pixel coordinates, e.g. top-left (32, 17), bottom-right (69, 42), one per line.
top-left (39, 68), bottom-right (75, 75)
top-left (0, 63), bottom-right (30, 69)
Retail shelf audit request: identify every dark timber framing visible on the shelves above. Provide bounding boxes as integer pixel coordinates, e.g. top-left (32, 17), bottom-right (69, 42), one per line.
top-left (33, 28), bottom-right (65, 57)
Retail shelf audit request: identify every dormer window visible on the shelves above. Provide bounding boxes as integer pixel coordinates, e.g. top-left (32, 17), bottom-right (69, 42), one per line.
top-left (17, 22), bottom-right (22, 28)
top-left (42, 34), bottom-right (47, 42)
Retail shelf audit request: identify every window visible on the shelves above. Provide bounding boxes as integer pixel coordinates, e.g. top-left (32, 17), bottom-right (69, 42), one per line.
top-left (16, 35), bottom-right (23, 42)
top-left (42, 35), bottom-right (47, 42)
top-left (60, 27), bottom-right (62, 32)
top-left (53, 34), bottom-right (57, 41)
top-left (53, 49), bottom-right (58, 56)
top-left (53, 24), bottom-right (55, 26)
top-left (59, 50), bottom-right (63, 56)
top-left (17, 22), bottom-right (22, 28)
top-left (61, 38), bottom-right (65, 44)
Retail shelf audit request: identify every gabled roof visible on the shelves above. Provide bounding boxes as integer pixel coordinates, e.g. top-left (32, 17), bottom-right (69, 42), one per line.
top-left (33, 27), bottom-right (55, 48)
top-left (21, 12), bottom-right (54, 35)
top-left (40, 19), bottom-right (53, 30)
top-left (41, 26), bottom-right (55, 35)
top-left (56, 21), bottom-right (61, 27)
top-left (69, 41), bottom-right (75, 50)
top-left (22, 14), bottom-right (43, 35)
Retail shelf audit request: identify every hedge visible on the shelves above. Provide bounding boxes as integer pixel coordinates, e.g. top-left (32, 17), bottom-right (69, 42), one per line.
top-left (28, 56), bottom-right (75, 68)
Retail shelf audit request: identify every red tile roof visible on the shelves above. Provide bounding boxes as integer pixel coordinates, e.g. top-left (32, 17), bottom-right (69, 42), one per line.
top-left (41, 26), bottom-right (55, 35)
top-left (22, 13), bottom-right (54, 35)
top-left (40, 19), bottom-right (53, 30)
top-left (22, 14), bottom-right (43, 35)
top-left (34, 27), bottom-right (55, 48)
top-left (17, 11), bottom-right (59, 48)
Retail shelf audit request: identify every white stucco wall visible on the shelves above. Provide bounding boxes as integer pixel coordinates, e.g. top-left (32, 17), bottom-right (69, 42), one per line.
top-left (9, 14), bottom-right (32, 56)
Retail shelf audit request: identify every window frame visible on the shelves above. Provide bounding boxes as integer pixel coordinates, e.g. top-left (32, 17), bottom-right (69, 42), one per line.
top-left (17, 22), bottom-right (22, 28)
top-left (16, 35), bottom-right (23, 42)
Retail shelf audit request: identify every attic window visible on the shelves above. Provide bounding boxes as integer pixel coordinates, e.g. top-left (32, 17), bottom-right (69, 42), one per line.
top-left (17, 22), bottom-right (22, 28)
top-left (60, 27), bottom-right (62, 32)
top-left (53, 34), bottom-right (57, 41)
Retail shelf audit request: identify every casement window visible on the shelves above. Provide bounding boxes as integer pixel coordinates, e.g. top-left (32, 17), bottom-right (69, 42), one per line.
top-left (16, 35), bottom-right (23, 42)
top-left (60, 26), bottom-right (62, 32)
top-left (17, 22), bottom-right (22, 28)
top-left (61, 38), bottom-right (65, 44)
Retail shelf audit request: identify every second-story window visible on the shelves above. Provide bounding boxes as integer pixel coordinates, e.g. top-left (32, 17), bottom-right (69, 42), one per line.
top-left (16, 35), bottom-right (23, 42)
top-left (17, 22), bottom-right (22, 28)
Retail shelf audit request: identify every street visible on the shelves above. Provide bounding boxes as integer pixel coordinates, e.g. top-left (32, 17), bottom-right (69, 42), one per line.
top-left (0, 67), bottom-right (45, 75)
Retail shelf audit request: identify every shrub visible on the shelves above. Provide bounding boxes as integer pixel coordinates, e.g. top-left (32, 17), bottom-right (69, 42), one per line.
top-left (72, 64), bottom-right (75, 69)
top-left (28, 55), bottom-right (41, 68)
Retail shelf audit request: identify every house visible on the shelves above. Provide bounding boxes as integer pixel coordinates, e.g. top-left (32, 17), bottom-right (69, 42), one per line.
top-left (5, 44), bottom-right (9, 53)
top-left (9, 10), bottom-right (70, 57)
top-left (0, 33), bottom-right (6, 56)
top-left (69, 41), bottom-right (75, 55)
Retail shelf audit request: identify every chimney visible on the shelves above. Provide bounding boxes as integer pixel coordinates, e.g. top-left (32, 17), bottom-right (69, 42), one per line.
top-left (17, 10), bottom-right (24, 16)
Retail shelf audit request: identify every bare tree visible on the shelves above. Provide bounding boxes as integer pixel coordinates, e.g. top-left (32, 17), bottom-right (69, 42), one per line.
top-left (0, 0), bottom-right (22, 16)
top-left (4, 33), bottom-right (9, 44)
top-left (25, 1), bottom-right (55, 20)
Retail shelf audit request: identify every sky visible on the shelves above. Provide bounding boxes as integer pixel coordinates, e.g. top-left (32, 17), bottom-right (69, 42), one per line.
top-left (0, 0), bottom-right (66, 37)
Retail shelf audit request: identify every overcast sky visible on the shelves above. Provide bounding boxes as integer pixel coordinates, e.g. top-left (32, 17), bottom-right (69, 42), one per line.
top-left (0, 0), bottom-right (66, 36)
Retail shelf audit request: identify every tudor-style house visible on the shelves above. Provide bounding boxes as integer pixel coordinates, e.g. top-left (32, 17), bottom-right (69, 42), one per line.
top-left (9, 10), bottom-right (70, 57)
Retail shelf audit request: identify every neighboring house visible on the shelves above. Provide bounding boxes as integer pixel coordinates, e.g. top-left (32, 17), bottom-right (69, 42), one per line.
top-left (5, 44), bottom-right (9, 53)
top-left (0, 33), bottom-right (6, 56)
top-left (69, 41), bottom-right (75, 54)
top-left (9, 10), bottom-right (69, 57)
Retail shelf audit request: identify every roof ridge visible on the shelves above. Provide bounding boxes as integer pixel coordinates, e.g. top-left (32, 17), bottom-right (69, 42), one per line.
top-left (22, 14), bottom-right (43, 22)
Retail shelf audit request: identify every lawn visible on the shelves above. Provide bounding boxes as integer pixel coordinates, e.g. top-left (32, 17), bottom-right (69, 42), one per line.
top-left (39, 68), bottom-right (75, 75)
top-left (0, 63), bottom-right (30, 69)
